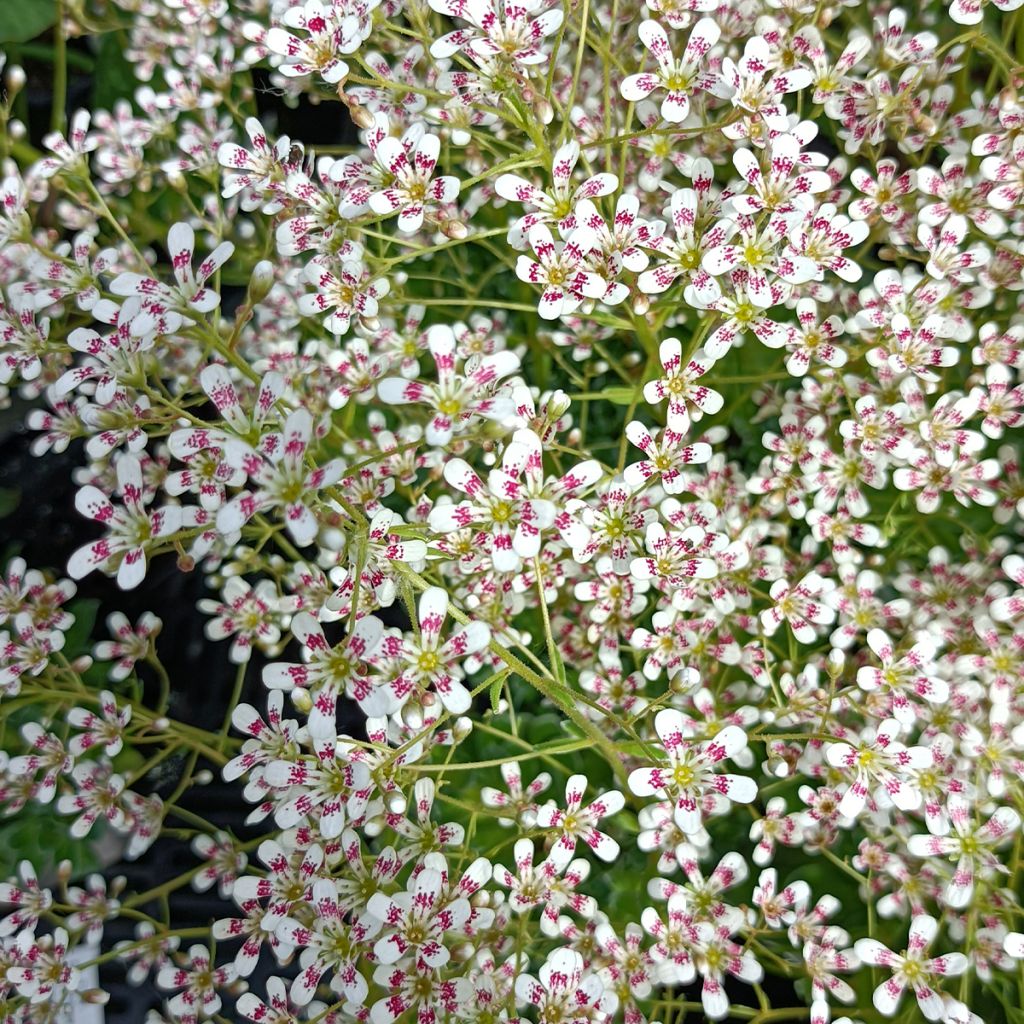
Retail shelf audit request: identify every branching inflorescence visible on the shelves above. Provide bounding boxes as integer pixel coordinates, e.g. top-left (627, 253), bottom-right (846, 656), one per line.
top-left (0, 0), bottom-right (1023, 1022)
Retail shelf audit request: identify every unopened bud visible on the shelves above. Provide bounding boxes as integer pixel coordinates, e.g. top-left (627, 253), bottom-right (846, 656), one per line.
top-left (5, 65), bottom-right (25, 94)
top-left (632, 293), bottom-right (650, 316)
top-left (248, 260), bottom-right (275, 304)
top-left (153, 716), bottom-right (170, 731)
top-left (292, 688), bottom-right (313, 714)
top-left (546, 389), bottom-right (571, 418)
top-left (827, 648), bottom-right (845, 678)
top-left (80, 990), bottom-right (111, 1005)
top-left (8, 119), bottom-right (25, 140)
top-left (349, 103), bottom-right (375, 130)
top-left (194, 770), bottom-right (214, 785)
top-left (471, 889), bottom-right (491, 908)
top-left (441, 219), bottom-right (468, 240)
top-left (670, 668), bottom-right (699, 694)
top-left (177, 553), bottom-right (195, 573)
top-left (363, 814), bottom-right (385, 838)
top-left (71, 655), bottom-right (93, 673)
top-left (403, 702), bottom-right (424, 730)
top-left (534, 98), bottom-right (554, 125)
top-left (566, 428), bottom-right (582, 447)
top-left (453, 716), bottom-right (473, 741)
top-left (385, 790), bottom-right (407, 815)
top-left (166, 169), bottom-right (186, 191)
top-left (912, 114), bottom-right (937, 138)
top-left (57, 859), bottom-right (73, 884)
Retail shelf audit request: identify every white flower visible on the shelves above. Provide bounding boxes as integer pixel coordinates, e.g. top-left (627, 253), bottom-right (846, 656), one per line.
top-left (854, 916), bottom-right (967, 1020)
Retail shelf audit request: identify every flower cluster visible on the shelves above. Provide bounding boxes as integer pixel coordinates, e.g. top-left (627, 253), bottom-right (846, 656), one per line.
top-left (0, 0), bottom-right (1022, 1022)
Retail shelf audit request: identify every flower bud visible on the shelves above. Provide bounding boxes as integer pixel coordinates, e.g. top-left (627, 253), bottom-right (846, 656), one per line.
top-left (403, 701), bottom-right (424, 729)
top-left (670, 667), bottom-right (699, 694)
top-left (71, 655), bottom-right (93, 673)
top-left (827, 648), bottom-right (845, 679)
top-left (194, 770), bottom-right (214, 785)
top-left (5, 65), bottom-right (25, 94)
top-left (248, 260), bottom-right (275, 304)
top-left (441, 219), bottom-right (468, 240)
top-left (348, 103), bottom-right (376, 130)
top-left (385, 790), bottom-right (407, 815)
top-left (453, 716), bottom-right (473, 741)
top-left (292, 688), bottom-right (313, 714)
top-left (546, 389), bottom-right (571, 419)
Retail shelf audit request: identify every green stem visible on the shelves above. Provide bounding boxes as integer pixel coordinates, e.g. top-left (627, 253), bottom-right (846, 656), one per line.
top-left (218, 662), bottom-right (248, 752)
top-left (50, 0), bottom-right (67, 135)
top-left (395, 562), bottom-right (631, 789)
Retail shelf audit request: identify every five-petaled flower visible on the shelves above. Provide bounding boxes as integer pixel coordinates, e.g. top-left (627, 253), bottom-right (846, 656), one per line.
top-left (628, 712), bottom-right (757, 834)
top-left (854, 915), bottom-right (967, 1020)
top-left (536, 774), bottom-right (625, 867)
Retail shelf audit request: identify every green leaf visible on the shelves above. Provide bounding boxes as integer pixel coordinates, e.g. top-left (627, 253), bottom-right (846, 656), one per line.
top-left (61, 598), bottom-right (100, 659)
top-left (988, 977), bottom-right (1024, 1024)
top-left (550, 646), bottom-right (567, 687)
top-left (613, 740), bottom-right (653, 759)
top-left (615, 811), bottom-right (640, 835)
top-left (486, 669), bottom-right (510, 714)
top-left (90, 30), bottom-right (137, 112)
top-left (603, 386), bottom-right (638, 406)
top-left (390, 524), bottom-right (427, 538)
top-left (0, 803), bottom-right (102, 880)
top-left (0, 0), bottom-right (56, 43)
top-left (585, 310), bottom-right (632, 330)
